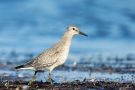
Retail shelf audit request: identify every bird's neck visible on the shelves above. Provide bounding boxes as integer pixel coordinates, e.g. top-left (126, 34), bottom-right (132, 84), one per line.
top-left (60, 33), bottom-right (73, 47)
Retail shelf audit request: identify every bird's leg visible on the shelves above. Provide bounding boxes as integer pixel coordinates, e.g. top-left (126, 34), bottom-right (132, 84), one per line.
top-left (48, 72), bottom-right (53, 85)
top-left (28, 71), bottom-right (38, 85)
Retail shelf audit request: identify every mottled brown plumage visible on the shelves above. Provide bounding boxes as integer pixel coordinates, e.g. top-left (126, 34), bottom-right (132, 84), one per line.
top-left (15, 26), bottom-right (87, 84)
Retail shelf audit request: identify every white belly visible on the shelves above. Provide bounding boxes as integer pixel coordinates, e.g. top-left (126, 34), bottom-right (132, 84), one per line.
top-left (55, 50), bottom-right (68, 67)
top-left (47, 49), bottom-right (69, 72)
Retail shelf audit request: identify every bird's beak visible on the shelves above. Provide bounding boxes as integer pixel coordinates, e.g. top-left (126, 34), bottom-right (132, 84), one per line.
top-left (79, 31), bottom-right (88, 36)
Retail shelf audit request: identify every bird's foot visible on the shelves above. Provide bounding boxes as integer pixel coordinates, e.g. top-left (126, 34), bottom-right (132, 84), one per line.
top-left (48, 76), bottom-right (55, 85)
top-left (28, 76), bottom-right (36, 86)
top-left (28, 80), bottom-right (33, 86)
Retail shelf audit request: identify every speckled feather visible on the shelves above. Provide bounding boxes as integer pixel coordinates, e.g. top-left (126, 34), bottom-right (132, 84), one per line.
top-left (15, 26), bottom-right (87, 73)
top-left (15, 26), bottom-right (76, 72)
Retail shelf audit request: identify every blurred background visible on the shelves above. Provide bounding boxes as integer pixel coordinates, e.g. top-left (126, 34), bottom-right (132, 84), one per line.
top-left (0, 0), bottom-right (135, 55)
top-left (0, 0), bottom-right (135, 83)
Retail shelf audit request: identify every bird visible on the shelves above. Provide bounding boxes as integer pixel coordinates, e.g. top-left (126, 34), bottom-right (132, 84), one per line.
top-left (15, 26), bottom-right (88, 85)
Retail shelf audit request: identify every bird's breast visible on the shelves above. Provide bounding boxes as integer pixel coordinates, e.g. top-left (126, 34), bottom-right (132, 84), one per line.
top-left (55, 47), bottom-right (69, 66)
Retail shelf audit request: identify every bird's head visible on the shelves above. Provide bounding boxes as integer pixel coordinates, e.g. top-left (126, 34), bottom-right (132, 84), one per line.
top-left (66, 26), bottom-right (88, 36)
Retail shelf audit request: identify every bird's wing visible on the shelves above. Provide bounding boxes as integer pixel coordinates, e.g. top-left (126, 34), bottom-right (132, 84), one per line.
top-left (25, 48), bottom-right (61, 69)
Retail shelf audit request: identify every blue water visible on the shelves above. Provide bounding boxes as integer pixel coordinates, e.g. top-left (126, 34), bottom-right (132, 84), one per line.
top-left (0, 0), bottom-right (135, 84)
top-left (0, 0), bottom-right (135, 55)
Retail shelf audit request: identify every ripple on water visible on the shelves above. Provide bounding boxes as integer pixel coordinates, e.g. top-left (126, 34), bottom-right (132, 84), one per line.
top-left (0, 69), bottom-right (135, 83)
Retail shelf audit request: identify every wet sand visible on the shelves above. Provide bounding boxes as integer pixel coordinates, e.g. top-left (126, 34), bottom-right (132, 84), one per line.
top-left (0, 80), bottom-right (135, 90)
top-left (0, 52), bottom-right (135, 90)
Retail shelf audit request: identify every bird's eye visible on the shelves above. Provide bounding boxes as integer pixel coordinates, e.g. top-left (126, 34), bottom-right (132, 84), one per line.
top-left (72, 28), bottom-right (75, 30)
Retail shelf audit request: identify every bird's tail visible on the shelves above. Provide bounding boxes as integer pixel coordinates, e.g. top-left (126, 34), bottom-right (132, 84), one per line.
top-left (15, 65), bottom-right (25, 69)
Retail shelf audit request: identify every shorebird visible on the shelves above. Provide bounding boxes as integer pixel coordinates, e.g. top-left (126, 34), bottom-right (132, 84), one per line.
top-left (15, 26), bottom-right (87, 85)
